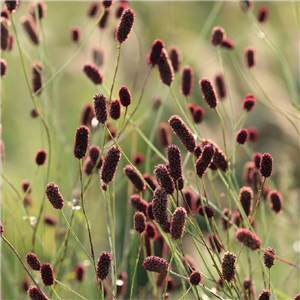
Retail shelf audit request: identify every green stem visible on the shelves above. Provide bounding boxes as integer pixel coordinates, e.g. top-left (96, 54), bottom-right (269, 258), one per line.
top-left (163, 241), bottom-right (177, 300)
top-left (109, 43), bottom-right (122, 104)
top-left (50, 286), bottom-right (62, 300)
top-left (215, 107), bottom-right (227, 155)
top-left (54, 279), bottom-right (88, 300)
top-left (250, 177), bottom-right (266, 225)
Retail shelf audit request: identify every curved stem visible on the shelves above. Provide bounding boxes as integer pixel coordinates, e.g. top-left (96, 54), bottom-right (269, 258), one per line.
top-left (50, 286), bottom-right (62, 300)
top-left (54, 279), bottom-right (88, 300)
top-left (215, 107), bottom-right (227, 155)
top-left (109, 43), bottom-right (122, 105)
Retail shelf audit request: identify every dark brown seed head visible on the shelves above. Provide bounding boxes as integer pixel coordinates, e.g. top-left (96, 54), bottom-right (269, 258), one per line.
top-left (129, 194), bottom-right (148, 215)
top-left (40, 263), bottom-right (55, 286)
top-left (44, 215), bottom-right (57, 226)
top-left (27, 286), bottom-right (49, 300)
top-left (181, 66), bottom-right (194, 96)
top-left (81, 103), bottom-right (95, 127)
top-left (26, 253), bottom-right (41, 271)
top-left (199, 78), bottom-right (218, 109)
top-left (154, 164), bottom-right (175, 194)
top-left (88, 2), bottom-right (99, 17)
top-left (71, 26), bottom-right (80, 42)
top-left (263, 247), bottom-right (276, 269)
top-left (157, 48), bottom-right (174, 86)
top-left (208, 233), bottom-right (222, 253)
top-left (236, 228), bottom-right (261, 250)
top-left (221, 208), bottom-right (232, 230)
top-left (248, 126), bottom-right (259, 142)
top-left (89, 145), bottom-right (101, 165)
top-left (22, 180), bottom-right (32, 194)
top-left (115, 2), bottom-right (127, 18)
top-left (294, 294), bottom-right (300, 300)
top-left (168, 45), bottom-right (182, 72)
top-left (83, 157), bottom-right (95, 175)
top-left (109, 99), bottom-right (121, 120)
top-left (243, 93), bottom-right (256, 111)
top-left (74, 264), bottom-right (86, 282)
top-left (211, 26), bottom-right (225, 46)
top-left (236, 129), bottom-right (248, 145)
top-left (102, 0), bottom-right (113, 8)
top-left (197, 205), bottom-right (215, 220)
top-left (45, 182), bottom-right (64, 209)
top-left (269, 190), bottom-right (283, 213)
top-left (93, 93), bottom-right (108, 124)
top-left (143, 173), bottom-right (158, 192)
top-left (239, 187), bottom-right (253, 216)
top-left (115, 8), bottom-right (135, 43)
top-left (168, 115), bottom-right (196, 152)
top-left (1, 59), bottom-right (7, 77)
top-left (245, 47), bottom-right (256, 68)
top-left (157, 122), bottom-right (172, 148)
top-left (99, 10), bottom-right (109, 29)
top-left (257, 6), bottom-right (268, 23)
top-left (29, 1), bottom-right (47, 20)
top-left (145, 222), bottom-right (157, 239)
top-left (258, 290), bottom-right (271, 300)
top-left (167, 145), bottom-right (182, 181)
top-left (93, 46), bottom-right (104, 67)
top-left (118, 86), bottom-right (132, 107)
top-left (192, 106), bottom-right (205, 124)
top-left (182, 188), bottom-right (197, 214)
top-left (189, 270), bottom-right (202, 285)
top-left (146, 202), bottom-right (155, 220)
top-left (21, 15), bottom-right (39, 45)
top-left (133, 153), bottom-right (145, 166)
top-left (240, 0), bottom-right (253, 12)
top-left (101, 146), bottom-right (121, 184)
top-left (5, 0), bottom-right (19, 12)
top-left (133, 212), bottom-right (146, 234)
top-left (213, 148), bottom-right (228, 172)
top-left (22, 277), bottom-right (29, 292)
top-left (142, 256), bottom-right (169, 273)
top-left (221, 38), bottom-right (235, 50)
top-left (1, 17), bottom-right (10, 51)
top-left (123, 165), bottom-right (146, 192)
top-left (96, 251), bottom-right (112, 280)
top-left (170, 207), bottom-right (187, 240)
top-left (35, 149), bottom-right (47, 166)
top-left (221, 252), bottom-right (236, 282)
top-left (74, 126), bottom-right (89, 159)
top-left (1, 9), bottom-right (10, 19)
top-left (215, 73), bottom-right (226, 99)
top-left (83, 62), bottom-right (104, 85)
top-left (253, 152), bottom-right (262, 169)
top-left (152, 186), bottom-right (169, 227)
top-left (8, 34), bottom-right (14, 51)
top-left (195, 144), bottom-right (215, 178)
top-left (148, 39), bottom-right (165, 65)
top-left (260, 153), bottom-right (273, 178)
top-left (32, 61), bottom-right (42, 95)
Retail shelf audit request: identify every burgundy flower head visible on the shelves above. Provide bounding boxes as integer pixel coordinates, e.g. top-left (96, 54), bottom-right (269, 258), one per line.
top-left (129, 194), bottom-right (148, 215)
top-left (221, 38), bottom-right (235, 50)
top-left (221, 252), bottom-right (236, 282)
top-left (168, 115), bottom-right (196, 153)
top-left (27, 286), bottom-right (49, 300)
top-left (148, 39), bottom-right (165, 65)
top-left (181, 66), bottom-right (194, 96)
top-left (1, 18), bottom-right (10, 51)
top-left (96, 251), bottom-right (112, 280)
top-left (0, 9), bottom-right (10, 19)
top-left (146, 202), bottom-right (154, 220)
top-left (142, 256), bottom-right (169, 273)
top-left (93, 46), bottom-right (104, 67)
top-left (258, 290), bottom-right (271, 300)
top-left (145, 222), bottom-right (157, 239)
top-left (167, 145), bottom-right (182, 181)
top-left (154, 164), bottom-right (175, 195)
top-left (133, 212), bottom-right (146, 234)
top-left (83, 62), bottom-right (104, 85)
top-left (22, 180), bottom-right (32, 194)
top-left (5, 0), bottom-right (19, 12)
top-left (143, 173), bottom-right (158, 192)
top-left (35, 149), bottom-right (47, 166)
top-left (133, 153), bottom-right (145, 166)
top-left (221, 208), bottom-right (232, 230)
top-left (32, 61), bottom-right (42, 95)
top-left (257, 6), bottom-right (268, 23)
top-left (71, 26), bottom-right (80, 43)
top-left (195, 144), bottom-right (215, 177)
top-left (88, 2), bottom-right (99, 17)
top-left (93, 93), bottom-right (108, 124)
top-left (109, 99), bottom-right (121, 120)
top-left (236, 228), bottom-right (261, 250)
top-left (101, 146), bottom-right (121, 184)
top-left (197, 205), bottom-right (215, 220)
top-left (243, 93), bottom-right (256, 111)
top-left (89, 145), bottom-right (101, 165)
top-left (0, 221), bottom-right (3, 235)
top-left (81, 103), bottom-right (95, 127)
top-left (248, 126), bottom-right (259, 142)
top-left (152, 186), bottom-right (169, 228)
top-left (45, 182), bottom-right (64, 209)
top-left (189, 270), bottom-right (202, 285)
top-left (118, 86), bottom-right (132, 107)
top-left (40, 263), bottom-right (55, 286)
top-left (115, 8), bottom-right (135, 43)
top-left (294, 294), bottom-right (300, 300)
top-left (157, 122), bottom-right (172, 148)
top-left (239, 186), bottom-right (253, 216)
top-left (99, 10), bottom-right (109, 29)
top-left (260, 153), bottom-right (273, 178)
top-left (215, 73), bottom-right (226, 99)
top-left (115, 2), bottom-right (128, 18)
top-left (74, 126), bottom-right (90, 159)
top-left (211, 26), bottom-right (225, 46)
top-left (208, 233), bottom-right (222, 253)
top-left (253, 152), bottom-right (262, 169)
top-left (123, 165), bottom-right (146, 192)
top-left (21, 15), bottom-right (39, 45)
top-left (26, 253), bottom-right (41, 271)
top-left (240, 0), bottom-right (253, 12)
top-left (29, 1), bottom-right (47, 20)
top-left (199, 78), bottom-right (218, 109)
top-left (74, 264), bottom-right (86, 282)
top-left (102, 0), bottom-right (113, 9)
top-left (245, 47), bottom-right (256, 68)
top-left (170, 207), bottom-right (187, 240)
top-left (1, 59), bottom-right (7, 77)
top-left (169, 45), bottom-right (182, 72)
top-left (157, 49), bottom-right (174, 86)
top-left (263, 247), bottom-right (276, 269)
top-left (44, 215), bottom-right (57, 226)
top-left (268, 190), bottom-right (283, 213)
top-left (83, 157), bottom-right (95, 175)
top-left (236, 129), bottom-right (248, 145)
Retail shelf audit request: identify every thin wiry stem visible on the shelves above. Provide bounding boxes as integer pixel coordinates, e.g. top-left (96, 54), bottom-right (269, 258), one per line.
top-left (50, 286), bottom-right (62, 300)
top-left (54, 279), bottom-right (88, 300)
